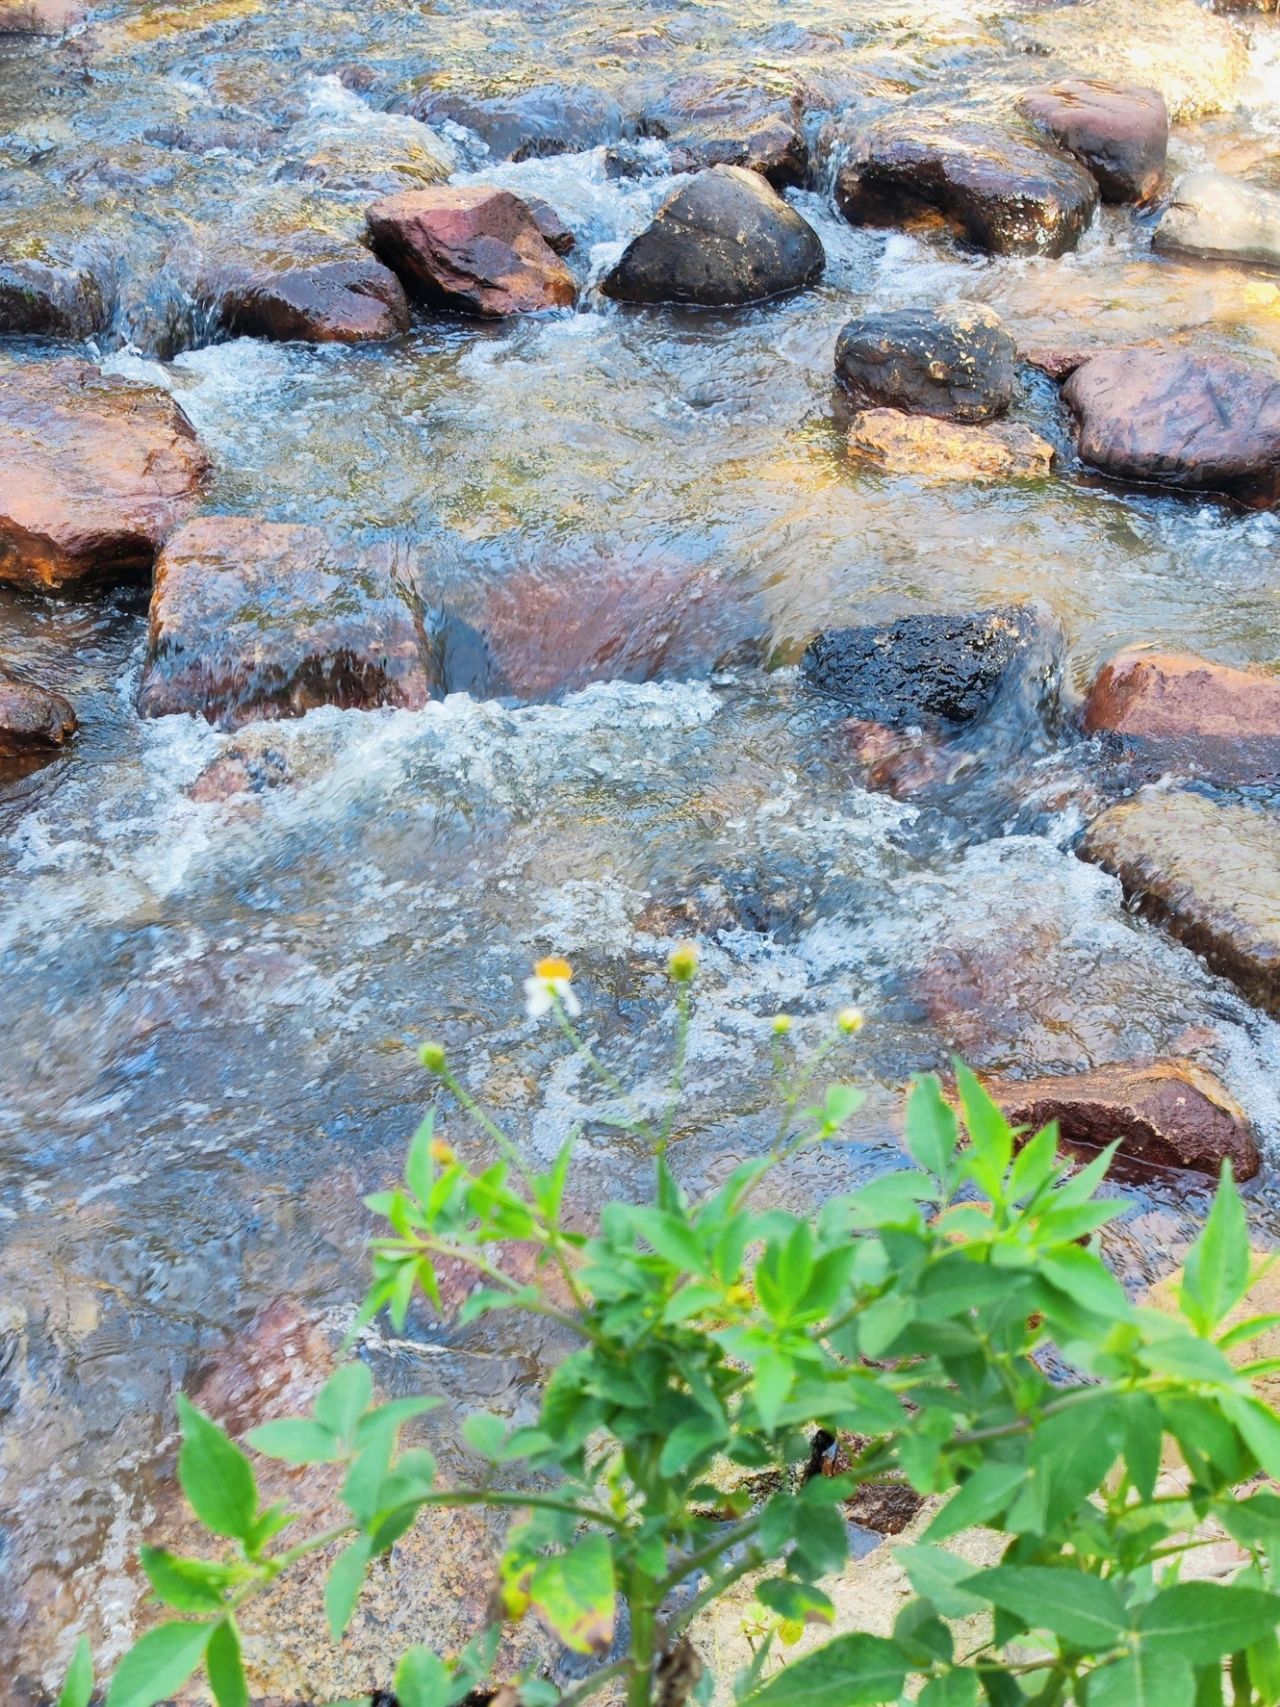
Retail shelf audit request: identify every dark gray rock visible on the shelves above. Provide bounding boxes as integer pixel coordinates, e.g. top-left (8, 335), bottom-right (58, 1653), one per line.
top-left (834, 303), bottom-right (1016, 422)
top-left (406, 83), bottom-right (625, 161)
top-left (635, 71), bottom-right (810, 188)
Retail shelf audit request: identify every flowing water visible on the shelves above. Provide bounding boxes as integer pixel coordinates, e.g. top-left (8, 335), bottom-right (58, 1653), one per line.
top-left (3, 0), bottom-right (1280, 1695)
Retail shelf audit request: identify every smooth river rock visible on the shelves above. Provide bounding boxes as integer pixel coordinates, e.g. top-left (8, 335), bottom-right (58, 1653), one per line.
top-left (405, 83), bottom-right (626, 162)
top-left (834, 303), bottom-right (1017, 422)
top-left (845, 410), bottom-right (1054, 481)
top-left (1081, 788), bottom-right (1280, 1018)
top-left (1154, 170), bottom-right (1280, 272)
top-left (635, 71), bottom-right (809, 188)
top-left (366, 185), bottom-right (577, 316)
top-left (0, 361), bottom-right (209, 591)
top-left (1019, 79), bottom-right (1167, 203)
top-left (987, 1061), bottom-right (1259, 1179)
top-left (1084, 649), bottom-right (1280, 783)
top-left (0, 680), bottom-right (76, 762)
top-left (834, 109), bottom-right (1099, 258)
top-left (1063, 349), bottom-right (1280, 506)
top-left (602, 165), bottom-right (823, 306)
top-left (137, 517), bottom-right (438, 727)
top-left (196, 241), bottom-right (410, 344)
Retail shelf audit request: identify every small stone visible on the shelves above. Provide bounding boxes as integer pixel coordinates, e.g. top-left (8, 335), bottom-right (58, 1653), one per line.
top-left (845, 410), bottom-right (1054, 480)
top-left (1083, 649), bottom-right (1280, 783)
top-left (1019, 79), bottom-right (1167, 203)
top-left (522, 196), bottom-right (575, 255)
top-left (835, 304), bottom-right (1017, 423)
top-left (366, 185), bottom-right (577, 317)
top-left (602, 165), bottom-right (823, 306)
top-left (1021, 347), bottom-right (1090, 381)
top-left (1154, 170), bottom-right (1280, 272)
top-left (0, 680), bottom-right (76, 760)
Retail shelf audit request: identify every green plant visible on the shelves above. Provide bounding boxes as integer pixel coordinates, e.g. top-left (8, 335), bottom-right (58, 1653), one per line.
top-left (63, 952), bottom-right (1280, 1707)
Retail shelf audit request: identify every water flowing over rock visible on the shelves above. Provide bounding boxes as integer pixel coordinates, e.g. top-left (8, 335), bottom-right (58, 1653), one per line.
top-left (366, 185), bottom-right (577, 317)
top-left (0, 258), bottom-right (106, 339)
top-left (844, 410), bottom-right (1054, 481)
top-left (1081, 789), bottom-right (1280, 1018)
top-left (194, 240), bottom-right (410, 344)
top-left (0, 361), bottom-right (209, 591)
top-left (603, 165), bottom-right (823, 306)
top-left (1154, 171), bottom-right (1280, 272)
top-left (405, 83), bottom-right (626, 162)
top-left (634, 70), bottom-right (810, 188)
top-left (833, 109), bottom-right (1099, 258)
top-left (1063, 349), bottom-right (1280, 505)
top-left (136, 517), bottom-right (438, 727)
top-left (834, 304), bottom-right (1017, 422)
top-left (0, 679), bottom-right (76, 762)
top-left (1019, 79), bottom-right (1167, 203)
top-left (986, 1061), bottom-right (1259, 1179)
top-left (1084, 649), bottom-right (1280, 783)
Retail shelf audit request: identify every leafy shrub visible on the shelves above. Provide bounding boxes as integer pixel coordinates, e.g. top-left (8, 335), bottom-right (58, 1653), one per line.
top-left (60, 953), bottom-right (1280, 1707)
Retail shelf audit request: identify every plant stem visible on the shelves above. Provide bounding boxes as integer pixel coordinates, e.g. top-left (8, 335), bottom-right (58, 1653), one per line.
top-left (627, 1571), bottom-right (657, 1707)
top-left (556, 1658), bottom-right (632, 1707)
top-left (660, 1549), bottom-right (764, 1645)
top-left (656, 1514), bottom-right (762, 1596)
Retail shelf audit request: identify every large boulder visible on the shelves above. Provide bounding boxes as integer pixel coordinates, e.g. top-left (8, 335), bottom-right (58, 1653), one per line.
top-left (834, 109), bottom-right (1099, 258)
top-left (1154, 171), bottom-right (1280, 272)
top-left (1019, 79), bottom-right (1167, 203)
top-left (0, 679), bottom-right (76, 762)
top-left (602, 165), bottom-right (823, 306)
top-left (0, 361), bottom-right (209, 591)
top-left (845, 410), bottom-right (1054, 481)
top-left (1083, 649), bottom-right (1280, 783)
top-left (1063, 349), bottom-right (1280, 506)
top-left (1081, 788), bottom-right (1280, 1018)
top-left (405, 83), bottom-right (625, 162)
top-left (194, 240), bottom-right (410, 344)
top-left (834, 304), bottom-right (1017, 422)
top-left (986, 1061), bottom-right (1259, 1179)
top-left (136, 517), bottom-right (439, 727)
top-left (366, 185), bottom-right (577, 317)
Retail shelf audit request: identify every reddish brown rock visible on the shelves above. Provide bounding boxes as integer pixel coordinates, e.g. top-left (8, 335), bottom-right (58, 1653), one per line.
top-left (1019, 79), bottom-right (1168, 203)
top-left (1022, 347), bottom-right (1090, 381)
top-left (198, 247), bottom-right (410, 344)
top-left (846, 409), bottom-right (1054, 481)
top-left (189, 735), bottom-right (293, 802)
top-left (1063, 349), bottom-right (1280, 505)
top-left (366, 185), bottom-right (577, 317)
top-left (0, 680), bottom-right (76, 761)
top-left (137, 517), bottom-right (438, 728)
top-left (0, 361), bottom-right (209, 591)
top-left (986, 1060), bottom-right (1259, 1179)
top-left (1083, 649), bottom-right (1280, 782)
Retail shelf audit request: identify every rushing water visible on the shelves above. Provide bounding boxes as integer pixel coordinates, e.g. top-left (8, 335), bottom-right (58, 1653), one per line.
top-left (3, 0), bottom-right (1280, 1695)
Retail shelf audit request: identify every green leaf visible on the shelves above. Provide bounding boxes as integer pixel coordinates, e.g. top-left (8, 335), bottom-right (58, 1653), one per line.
top-left (904, 1073), bottom-right (958, 1180)
top-left (1219, 1313), bottom-right (1280, 1352)
top-left (315, 1364), bottom-right (374, 1442)
top-left (1007, 1120), bottom-right (1059, 1204)
top-left (955, 1063), bottom-right (1013, 1200)
top-left (1181, 1162), bottom-right (1249, 1335)
top-left (174, 1396), bottom-right (259, 1545)
top-left (746, 1631), bottom-right (906, 1707)
top-left (919, 1673), bottom-right (979, 1707)
top-left (1222, 1393), bottom-right (1280, 1480)
top-left (893, 1546), bottom-right (988, 1618)
top-left (757, 1579), bottom-right (835, 1625)
top-left (1088, 1647), bottom-right (1195, 1707)
top-left (527, 1534), bottom-right (616, 1655)
top-left (629, 1208), bottom-right (705, 1274)
top-left (1137, 1583), bottom-right (1280, 1664)
top-left (395, 1645), bottom-right (451, 1707)
top-left (1123, 1391), bottom-right (1163, 1503)
top-left (462, 1412), bottom-right (508, 1459)
top-left (105, 1622), bottom-right (213, 1707)
top-left (206, 1619), bottom-right (249, 1707)
top-left (660, 1414), bottom-right (727, 1476)
top-left (325, 1536), bottom-right (373, 1641)
top-left (1038, 1244), bottom-right (1129, 1320)
top-left (246, 1417), bottom-right (342, 1465)
top-left (405, 1112), bottom-right (436, 1204)
top-left (57, 1636), bottom-right (93, 1707)
top-left (963, 1567), bottom-right (1127, 1650)
top-left (140, 1547), bottom-right (237, 1612)
top-left (753, 1351), bottom-right (793, 1430)
top-left (923, 1461), bottom-right (1026, 1542)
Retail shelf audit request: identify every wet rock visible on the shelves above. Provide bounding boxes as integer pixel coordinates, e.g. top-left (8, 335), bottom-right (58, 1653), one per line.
top-left (144, 118), bottom-right (276, 157)
top-left (366, 185), bottom-right (577, 317)
top-left (836, 303), bottom-right (1016, 423)
top-left (0, 259), bottom-right (105, 339)
top-left (1083, 649), bottom-right (1280, 783)
top-left (136, 517), bottom-right (438, 728)
top-left (986, 1061), bottom-right (1259, 1179)
top-left (1022, 347), bottom-right (1090, 381)
top-left (406, 83), bottom-right (625, 161)
top-left (838, 718), bottom-right (957, 799)
top-left (523, 196), bottom-right (574, 256)
top-left (0, 680), bottom-right (76, 761)
top-left (1019, 79), bottom-right (1167, 203)
top-left (637, 71), bottom-right (810, 188)
top-left (1154, 170), bottom-right (1280, 272)
top-left (0, 361), bottom-right (209, 591)
top-left (802, 606), bottom-right (1049, 730)
top-left (196, 243), bottom-right (410, 344)
top-left (846, 410), bottom-right (1054, 481)
top-left (1063, 348), bottom-right (1280, 505)
top-left (189, 735), bottom-right (293, 802)
top-left (602, 165), bottom-right (823, 306)
top-left (0, 0), bottom-right (82, 31)
top-left (834, 109), bottom-right (1099, 258)
top-left (1081, 788), bottom-right (1280, 1018)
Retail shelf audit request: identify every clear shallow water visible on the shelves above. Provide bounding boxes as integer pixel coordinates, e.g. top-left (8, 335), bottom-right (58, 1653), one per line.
top-left (2, 0), bottom-right (1280, 1693)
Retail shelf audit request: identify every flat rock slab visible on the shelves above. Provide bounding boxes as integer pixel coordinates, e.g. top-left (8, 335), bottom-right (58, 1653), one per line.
top-left (1084, 649), bottom-right (1280, 783)
top-left (137, 517), bottom-right (438, 728)
top-left (196, 243), bottom-right (410, 344)
top-left (1019, 79), bottom-right (1167, 203)
top-left (0, 679), bottom-right (76, 760)
top-left (1154, 170), bottom-right (1280, 272)
top-left (987, 1061), bottom-right (1259, 1178)
top-left (834, 109), bottom-right (1099, 258)
top-left (0, 360), bottom-right (209, 591)
top-left (366, 185), bottom-right (576, 317)
top-left (1081, 788), bottom-right (1280, 1018)
top-left (602, 164), bottom-right (823, 306)
top-left (1063, 348), bottom-right (1280, 506)
top-left (835, 303), bottom-right (1017, 422)
top-left (846, 410), bottom-right (1054, 480)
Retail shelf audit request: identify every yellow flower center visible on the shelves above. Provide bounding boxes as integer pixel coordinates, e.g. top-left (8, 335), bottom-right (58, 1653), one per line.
top-left (534, 956), bottom-right (573, 982)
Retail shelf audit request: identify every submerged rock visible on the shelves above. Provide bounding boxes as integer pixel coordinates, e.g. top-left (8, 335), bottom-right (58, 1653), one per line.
top-left (834, 109), bottom-right (1099, 258)
top-left (835, 304), bottom-right (1017, 422)
top-left (137, 517), bottom-right (438, 727)
top-left (195, 242), bottom-right (410, 344)
top-left (1154, 171), bottom-right (1280, 272)
top-left (845, 410), bottom-right (1054, 481)
top-left (1063, 349), bottom-right (1280, 506)
top-left (405, 83), bottom-right (625, 162)
top-left (603, 165), bottom-right (823, 306)
top-left (366, 185), bottom-right (577, 317)
top-left (1084, 649), bottom-right (1280, 783)
top-left (987, 1061), bottom-right (1259, 1179)
top-left (0, 361), bottom-right (209, 591)
top-left (0, 680), bottom-right (76, 762)
top-left (1081, 788), bottom-right (1280, 1018)
top-left (1019, 79), bottom-right (1167, 203)
top-left (802, 606), bottom-right (1051, 729)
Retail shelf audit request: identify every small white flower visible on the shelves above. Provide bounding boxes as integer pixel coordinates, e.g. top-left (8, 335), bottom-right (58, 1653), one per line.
top-left (523, 956), bottom-right (582, 1020)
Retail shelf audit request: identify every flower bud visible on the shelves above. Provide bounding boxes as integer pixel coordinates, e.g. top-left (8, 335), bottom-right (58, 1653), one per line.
top-left (772, 1014), bottom-right (792, 1036)
top-left (429, 1137), bottom-right (456, 1166)
top-left (836, 1006), bottom-right (865, 1036)
top-left (419, 1041), bottom-right (449, 1074)
top-left (667, 943), bottom-right (699, 984)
